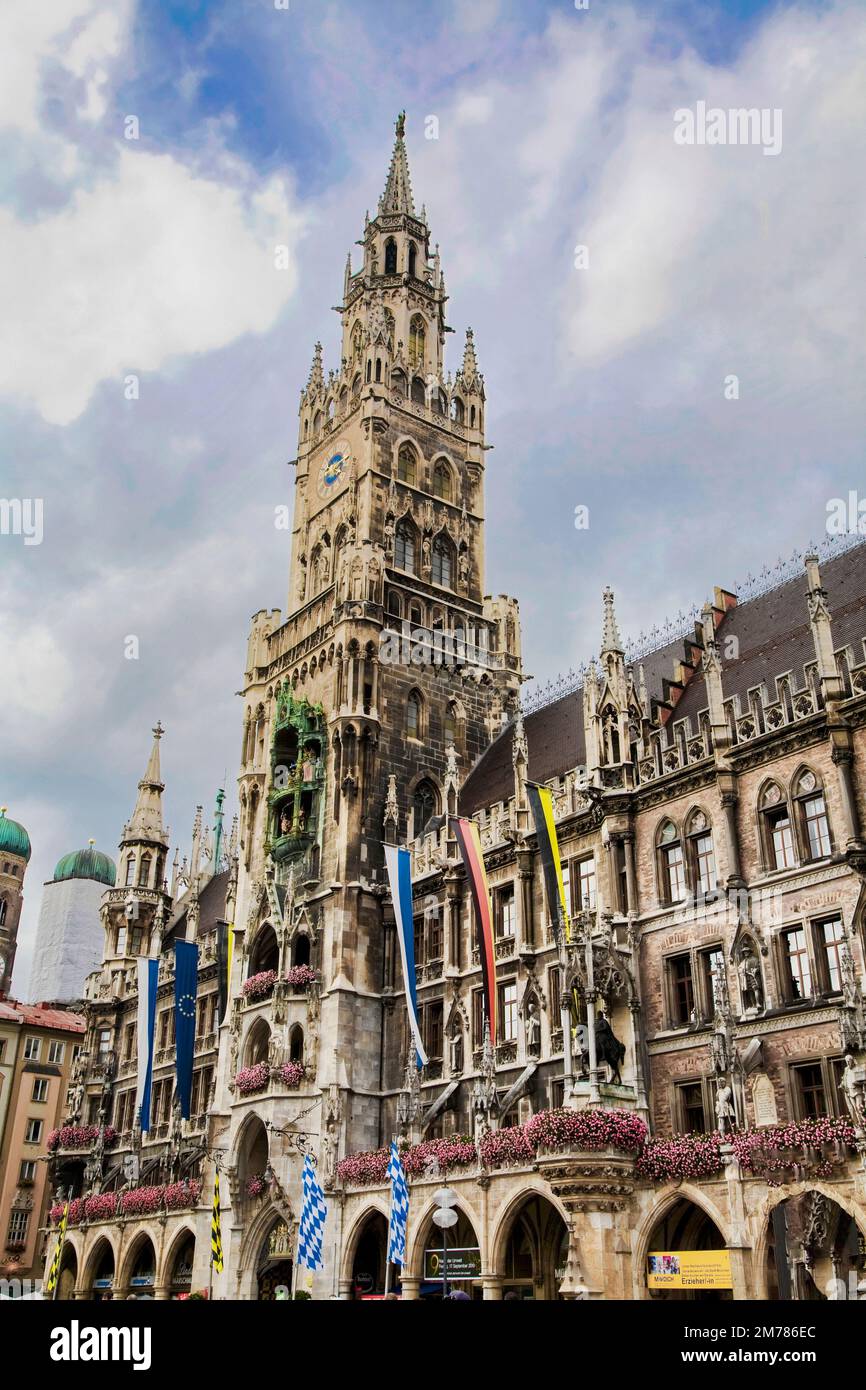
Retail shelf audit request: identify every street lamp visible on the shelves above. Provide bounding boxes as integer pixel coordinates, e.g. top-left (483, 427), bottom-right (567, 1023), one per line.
top-left (432, 1187), bottom-right (459, 1299)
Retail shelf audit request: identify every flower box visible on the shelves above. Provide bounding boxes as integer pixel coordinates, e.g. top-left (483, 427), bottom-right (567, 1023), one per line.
top-left (285, 966), bottom-right (317, 990)
top-left (278, 1061), bottom-right (305, 1089)
top-left (47, 1124), bottom-right (118, 1153)
top-left (234, 1062), bottom-right (270, 1095)
top-left (246, 1174), bottom-right (267, 1198)
top-left (242, 970), bottom-right (277, 1002)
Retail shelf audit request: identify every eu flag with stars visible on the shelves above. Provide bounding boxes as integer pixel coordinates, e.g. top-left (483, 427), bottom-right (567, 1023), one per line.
top-left (174, 940), bottom-right (199, 1119)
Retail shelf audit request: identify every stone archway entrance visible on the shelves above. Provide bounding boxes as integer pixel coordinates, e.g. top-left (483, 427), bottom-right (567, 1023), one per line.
top-left (126, 1235), bottom-right (157, 1299)
top-left (350, 1211), bottom-right (388, 1299)
top-left (256, 1217), bottom-right (294, 1300)
top-left (766, 1191), bottom-right (866, 1300)
top-left (645, 1198), bottom-right (730, 1301)
top-left (415, 1207), bottom-right (482, 1301)
top-left (57, 1245), bottom-right (77, 1302)
top-left (499, 1194), bottom-right (570, 1300)
top-left (86, 1238), bottom-right (115, 1301)
top-left (167, 1232), bottom-right (196, 1299)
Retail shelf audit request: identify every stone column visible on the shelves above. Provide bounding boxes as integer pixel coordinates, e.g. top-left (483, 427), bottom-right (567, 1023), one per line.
top-left (338, 1278), bottom-right (353, 1300)
top-left (832, 746), bottom-right (863, 848)
top-left (622, 833), bottom-right (638, 915)
top-left (720, 787), bottom-right (743, 884)
top-left (482, 1276), bottom-right (503, 1299)
top-left (516, 848), bottom-right (534, 950)
top-left (400, 1275), bottom-right (421, 1301)
top-left (153, 1284), bottom-right (170, 1301)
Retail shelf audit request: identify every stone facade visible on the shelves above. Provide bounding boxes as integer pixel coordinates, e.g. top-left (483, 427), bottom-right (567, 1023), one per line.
top-left (38, 119), bottom-right (866, 1301)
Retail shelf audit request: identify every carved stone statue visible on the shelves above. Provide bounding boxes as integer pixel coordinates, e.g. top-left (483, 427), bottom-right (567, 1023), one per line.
top-left (595, 1014), bottom-right (625, 1085)
top-left (524, 1000), bottom-right (541, 1056)
top-left (449, 1030), bottom-right (464, 1076)
top-left (738, 946), bottom-right (764, 1012)
top-left (268, 1031), bottom-right (284, 1069)
top-left (715, 1080), bottom-right (736, 1136)
top-left (840, 1054), bottom-right (866, 1130)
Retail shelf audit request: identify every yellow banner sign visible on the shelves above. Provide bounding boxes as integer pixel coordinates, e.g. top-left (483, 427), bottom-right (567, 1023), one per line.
top-left (647, 1249), bottom-right (732, 1290)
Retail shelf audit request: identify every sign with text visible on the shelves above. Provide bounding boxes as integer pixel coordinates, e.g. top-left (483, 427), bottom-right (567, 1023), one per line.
top-left (647, 1249), bottom-right (733, 1290)
top-left (424, 1247), bottom-right (482, 1280)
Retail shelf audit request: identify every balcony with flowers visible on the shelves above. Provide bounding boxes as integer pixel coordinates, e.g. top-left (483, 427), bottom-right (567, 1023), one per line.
top-left (232, 1060), bottom-right (307, 1098)
top-left (241, 970), bottom-right (278, 1006)
top-left (48, 1180), bottom-right (202, 1228)
top-left (47, 1124), bottom-right (119, 1154)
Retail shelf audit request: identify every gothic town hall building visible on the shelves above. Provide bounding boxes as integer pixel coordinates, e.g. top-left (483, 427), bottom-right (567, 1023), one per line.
top-left (42, 120), bottom-right (866, 1302)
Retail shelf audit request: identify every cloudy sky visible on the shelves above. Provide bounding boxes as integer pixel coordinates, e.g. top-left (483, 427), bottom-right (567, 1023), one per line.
top-left (2, 0), bottom-right (864, 997)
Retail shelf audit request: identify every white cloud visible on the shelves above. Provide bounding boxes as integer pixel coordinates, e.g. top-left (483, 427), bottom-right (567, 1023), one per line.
top-left (0, 150), bottom-right (305, 424)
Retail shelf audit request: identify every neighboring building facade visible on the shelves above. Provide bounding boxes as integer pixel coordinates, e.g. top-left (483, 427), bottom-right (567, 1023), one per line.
top-left (28, 844), bottom-right (117, 1005)
top-left (38, 119), bottom-right (866, 1301)
top-left (0, 808), bottom-right (31, 998)
top-left (0, 1001), bottom-right (84, 1286)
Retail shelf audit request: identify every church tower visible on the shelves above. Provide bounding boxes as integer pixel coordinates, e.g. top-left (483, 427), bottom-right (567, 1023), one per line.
top-left (233, 116), bottom-right (522, 1153)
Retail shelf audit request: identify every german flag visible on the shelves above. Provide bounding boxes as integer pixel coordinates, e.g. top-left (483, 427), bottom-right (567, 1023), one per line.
top-left (211, 1169), bottom-right (224, 1274)
top-left (452, 817), bottom-right (496, 1040)
top-left (45, 1200), bottom-right (68, 1297)
top-left (526, 782), bottom-right (570, 942)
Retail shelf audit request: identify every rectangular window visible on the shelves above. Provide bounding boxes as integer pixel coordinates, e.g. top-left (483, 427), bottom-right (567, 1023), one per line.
top-left (116, 925), bottom-right (127, 955)
top-left (693, 833), bottom-right (716, 896)
top-left (700, 947), bottom-right (725, 1016)
top-left (425, 1001), bottom-right (444, 1059)
top-left (32, 1078), bottom-right (49, 1103)
top-left (24, 1118), bottom-right (43, 1145)
top-left (426, 911), bottom-right (443, 961)
top-left (97, 1028), bottom-right (111, 1058)
top-left (548, 967), bottom-right (562, 1021)
top-left (819, 917), bottom-right (845, 993)
top-left (123, 1022), bottom-right (135, 1060)
top-left (561, 861), bottom-right (570, 917)
top-left (18, 1160), bottom-right (36, 1184)
top-left (413, 919), bottom-right (425, 968)
top-left (498, 981), bottom-right (518, 1042)
top-left (496, 885), bottom-right (516, 939)
top-left (47, 1040), bottom-right (65, 1064)
top-left (803, 795), bottom-right (831, 860)
top-left (577, 856), bottom-right (597, 911)
top-left (129, 926), bottom-right (144, 955)
top-left (6, 1210), bottom-right (30, 1246)
top-left (793, 1063), bottom-right (826, 1120)
top-left (677, 1082), bottom-right (706, 1134)
top-left (668, 954), bottom-right (694, 1025)
top-left (783, 927), bottom-right (812, 1001)
top-left (663, 843), bottom-right (686, 902)
top-left (23, 1036), bottom-right (41, 1061)
top-left (767, 808), bottom-right (796, 869)
top-left (550, 1078), bottom-right (565, 1109)
top-left (472, 989), bottom-right (485, 1048)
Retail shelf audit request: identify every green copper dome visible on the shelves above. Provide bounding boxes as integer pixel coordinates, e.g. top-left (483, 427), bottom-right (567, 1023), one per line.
top-left (0, 808), bottom-right (31, 862)
top-left (53, 844), bottom-right (116, 887)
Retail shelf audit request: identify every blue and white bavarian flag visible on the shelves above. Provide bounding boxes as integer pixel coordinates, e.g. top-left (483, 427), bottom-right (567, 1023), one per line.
top-left (297, 1154), bottom-right (327, 1272)
top-left (136, 957), bottom-right (159, 1133)
top-left (174, 940), bottom-right (199, 1120)
top-left (387, 1141), bottom-right (409, 1266)
top-left (383, 844), bottom-right (428, 1069)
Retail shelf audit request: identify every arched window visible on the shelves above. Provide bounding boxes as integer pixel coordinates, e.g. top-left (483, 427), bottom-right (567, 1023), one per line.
top-left (450, 396), bottom-right (464, 424)
top-left (375, 358), bottom-right (382, 382)
top-left (759, 783), bottom-right (795, 870)
top-left (432, 461), bottom-right (452, 500)
top-left (313, 410), bottom-right (322, 435)
top-left (125, 856), bottom-right (135, 887)
top-left (384, 238), bottom-right (397, 275)
top-left (408, 242), bottom-right (417, 277)
top-left (656, 820), bottom-right (685, 904)
top-left (685, 810), bottom-right (716, 897)
top-left (444, 701), bottom-right (458, 745)
top-left (792, 769), bottom-right (832, 861)
top-left (397, 444), bottom-right (417, 486)
top-left (0, 899), bottom-right (6, 926)
top-left (407, 691), bottom-right (423, 740)
top-left (395, 521), bottom-right (415, 573)
top-left (351, 373), bottom-right (362, 397)
top-left (289, 1025), bottom-right (304, 1063)
top-left (292, 935), bottom-right (311, 969)
top-left (431, 535), bottom-right (452, 587)
top-left (387, 590), bottom-right (402, 619)
top-left (409, 600), bottom-right (424, 626)
top-left (411, 376), bottom-right (426, 406)
top-left (365, 359), bottom-right (372, 382)
top-left (391, 369), bottom-right (406, 397)
top-left (351, 322), bottom-right (364, 364)
top-left (412, 779), bottom-right (438, 836)
top-left (409, 316), bottom-right (426, 369)
top-left (138, 854), bottom-right (152, 888)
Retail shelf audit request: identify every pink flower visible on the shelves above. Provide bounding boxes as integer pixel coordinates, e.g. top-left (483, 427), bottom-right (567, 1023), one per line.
top-left (285, 966), bottom-right (317, 988)
top-left (277, 1061), bottom-right (305, 1089)
top-left (241, 970), bottom-right (278, 1001)
top-left (234, 1062), bottom-right (270, 1095)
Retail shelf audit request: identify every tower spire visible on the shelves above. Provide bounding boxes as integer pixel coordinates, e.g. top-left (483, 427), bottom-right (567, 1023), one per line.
top-left (123, 722), bottom-right (168, 847)
top-left (379, 110), bottom-right (415, 217)
top-left (601, 586), bottom-right (624, 656)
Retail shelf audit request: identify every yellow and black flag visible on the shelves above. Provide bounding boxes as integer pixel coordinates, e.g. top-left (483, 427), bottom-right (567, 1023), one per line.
top-left (45, 1200), bottom-right (69, 1297)
top-left (526, 782), bottom-right (570, 942)
top-left (211, 1169), bottom-right (224, 1274)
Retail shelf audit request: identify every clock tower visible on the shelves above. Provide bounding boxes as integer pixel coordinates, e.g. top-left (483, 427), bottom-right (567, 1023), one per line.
top-left (234, 114), bottom-right (522, 1151)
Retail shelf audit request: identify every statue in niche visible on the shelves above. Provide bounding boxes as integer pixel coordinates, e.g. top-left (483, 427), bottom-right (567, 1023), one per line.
top-left (422, 535), bottom-right (432, 570)
top-left (737, 945), bottom-right (764, 1012)
top-left (595, 1013), bottom-right (625, 1085)
top-left (384, 515), bottom-right (395, 558)
top-left (268, 1032), bottom-right (284, 1069)
top-left (524, 999), bottom-right (541, 1055)
top-left (280, 807), bottom-right (292, 835)
top-left (840, 1054), bottom-right (866, 1129)
top-left (449, 1030), bottom-right (464, 1076)
top-left (715, 1079), bottom-right (736, 1136)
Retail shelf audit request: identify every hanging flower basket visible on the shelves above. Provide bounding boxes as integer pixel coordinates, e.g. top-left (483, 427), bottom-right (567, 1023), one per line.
top-left (234, 1062), bottom-right (270, 1095)
top-left (526, 1107), bottom-right (647, 1155)
top-left (246, 1173), bottom-right (267, 1198)
top-left (47, 1124), bottom-right (118, 1153)
top-left (635, 1133), bottom-right (724, 1182)
top-left (242, 970), bottom-right (277, 1002)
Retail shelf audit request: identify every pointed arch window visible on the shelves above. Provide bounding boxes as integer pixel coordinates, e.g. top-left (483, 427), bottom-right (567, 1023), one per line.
top-left (397, 444), bottom-right (417, 486)
top-left (431, 535), bottom-right (452, 588)
top-left (411, 376), bottom-right (426, 406)
top-left (412, 778), bottom-right (438, 835)
top-left (125, 856), bottom-right (135, 887)
top-left (793, 770), bottom-right (832, 861)
top-left (394, 521), bottom-right (415, 573)
top-left (450, 396), bottom-right (464, 424)
top-left (409, 316), bottom-right (426, 370)
top-left (408, 242), bottom-right (417, 277)
top-left (407, 691), bottom-right (423, 741)
top-left (685, 811), bottom-right (716, 897)
top-left (384, 238), bottom-right (398, 275)
top-left (138, 854), bottom-right (152, 888)
top-left (759, 784), bottom-right (796, 870)
top-left (432, 461), bottom-right (452, 501)
top-left (657, 820), bottom-right (685, 905)
top-left (444, 701), bottom-right (457, 745)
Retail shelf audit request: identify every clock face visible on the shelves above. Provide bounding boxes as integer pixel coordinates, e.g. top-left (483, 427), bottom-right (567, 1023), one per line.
top-left (317, 440), bottom-right (352, 500)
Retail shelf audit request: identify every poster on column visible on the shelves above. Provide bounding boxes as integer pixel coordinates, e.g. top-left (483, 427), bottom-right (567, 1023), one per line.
top-left (647, 1249), bottom-right (733, 1289)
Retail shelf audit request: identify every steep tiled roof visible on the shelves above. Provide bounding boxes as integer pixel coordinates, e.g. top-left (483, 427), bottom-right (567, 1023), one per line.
top-left (0, 1000), bottom-right (85, 1031)
top-left (459, 541), bottom-right (866, 816)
